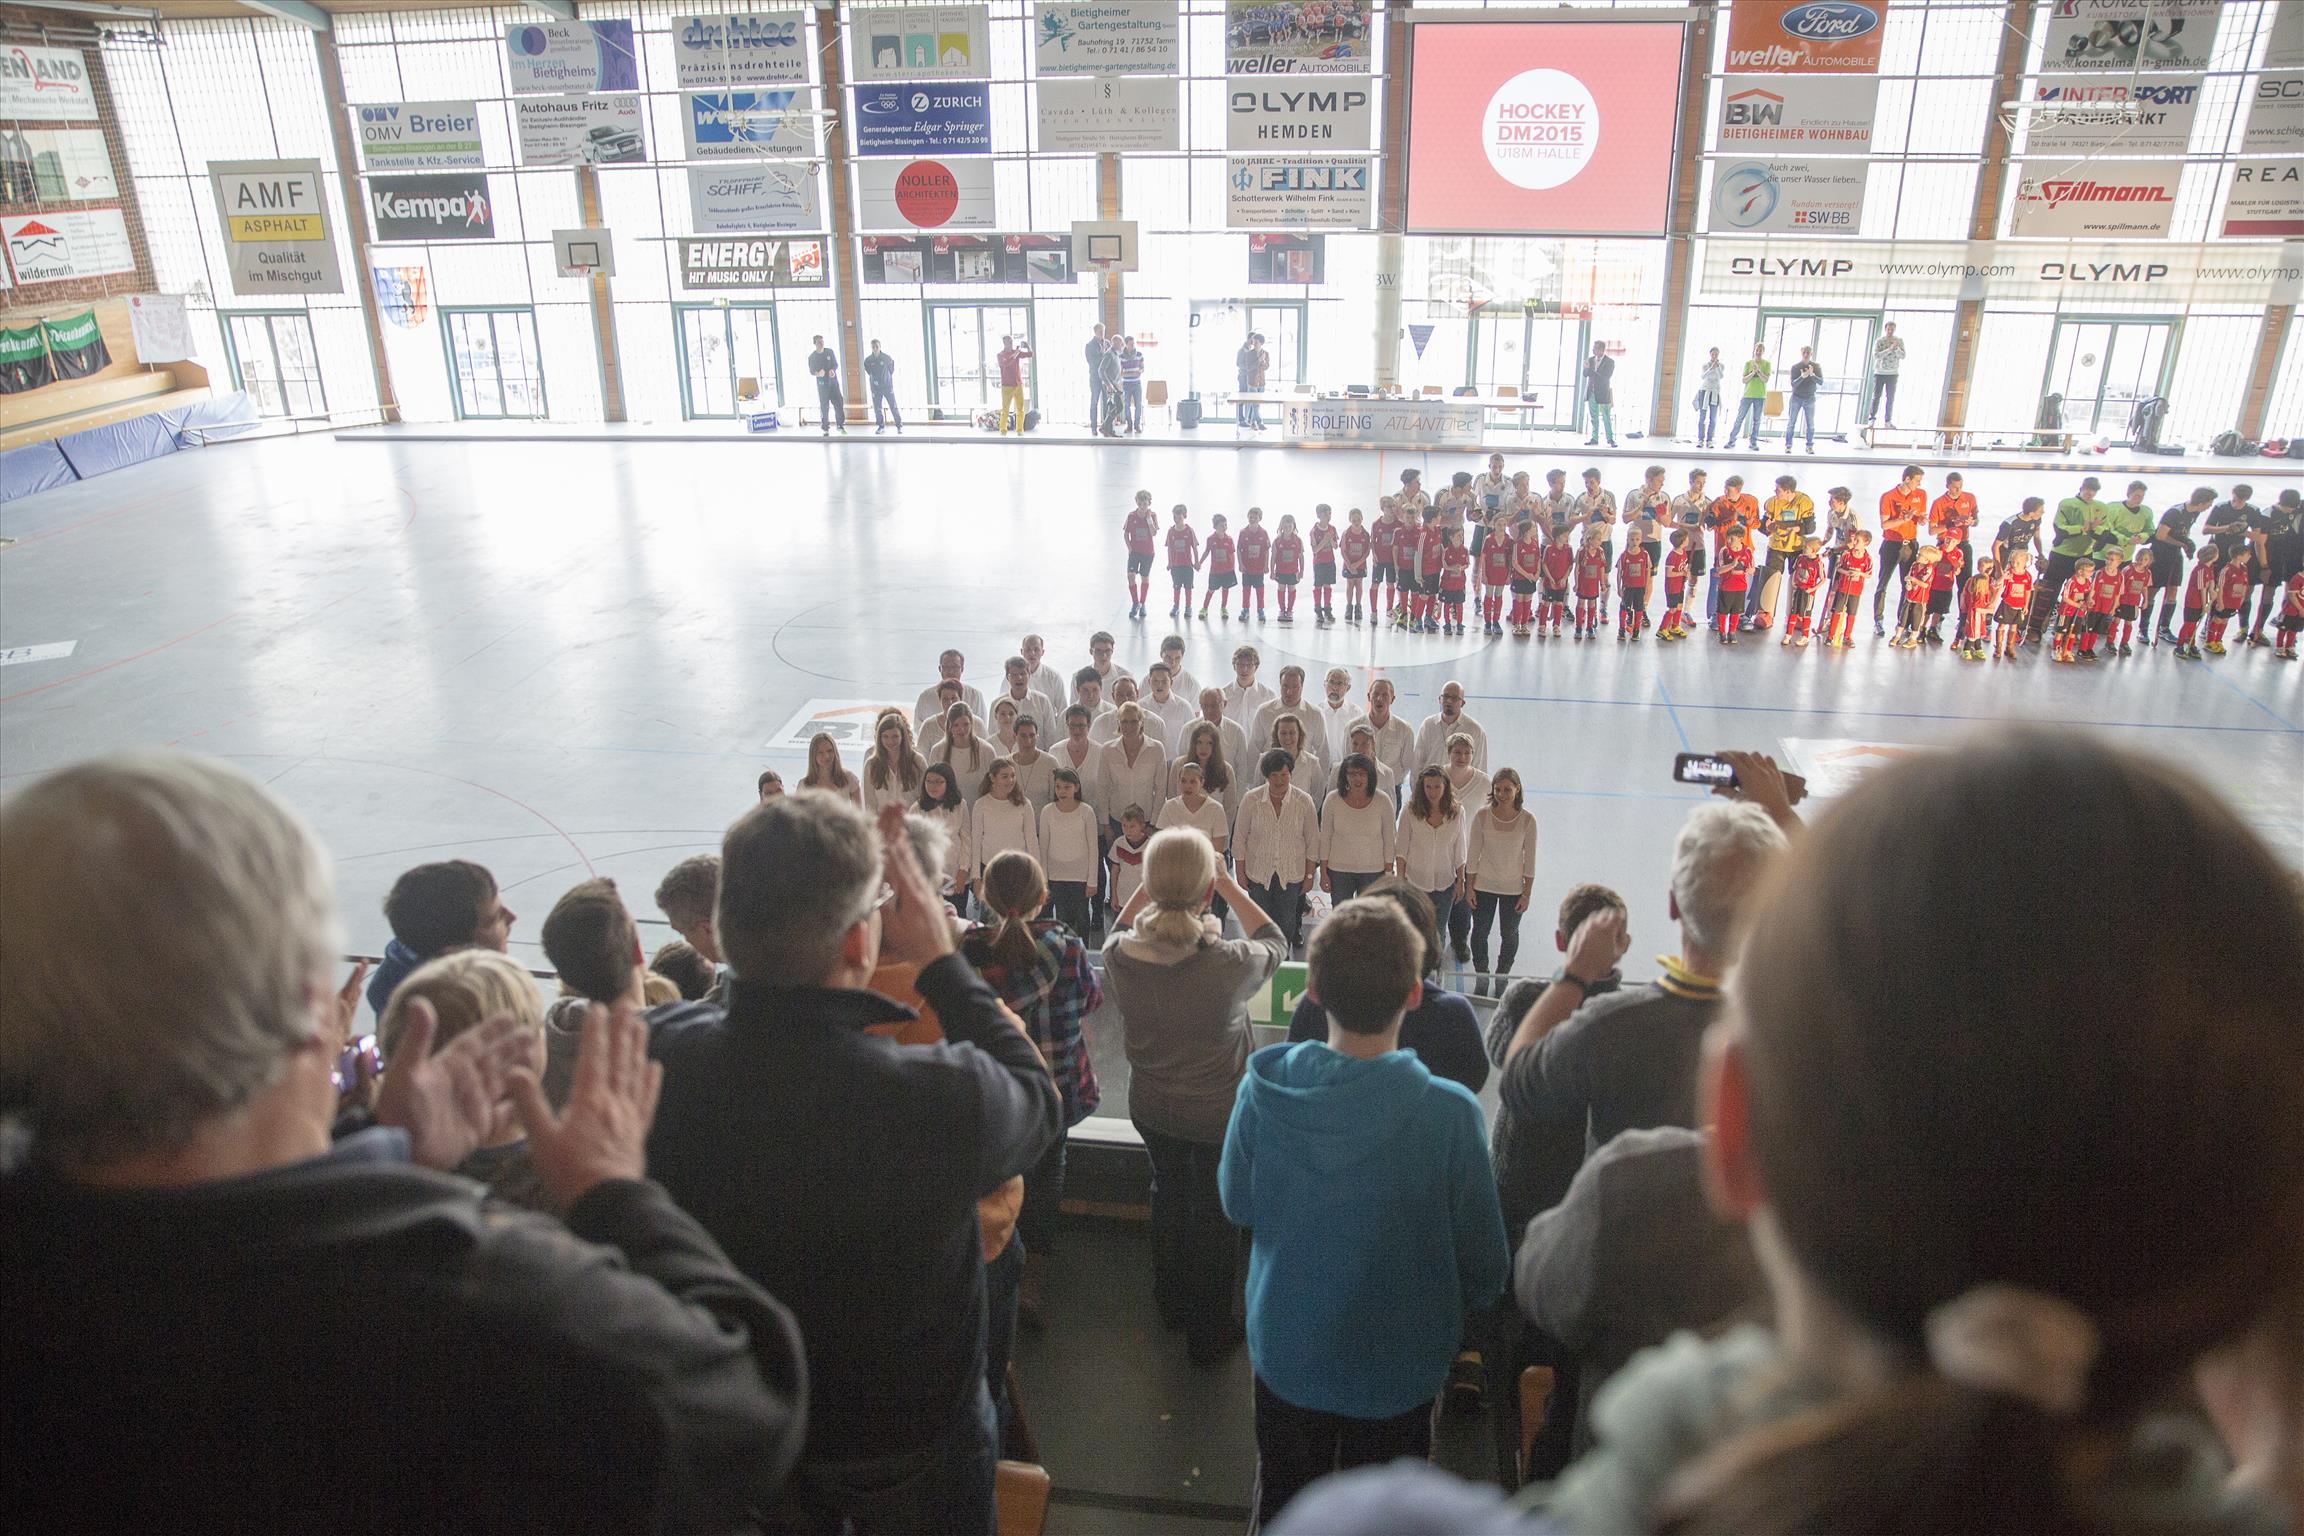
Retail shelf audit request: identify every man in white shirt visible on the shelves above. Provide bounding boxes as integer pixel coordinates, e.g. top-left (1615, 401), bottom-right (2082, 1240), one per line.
top-left (917, 678), bottom-right (967, 753)
top-left (1139, 663), bottom-right (1197, 744)
top-left (1413, 681), bottom-right (1489, 773)
top-left (1097, 704), bottom-right (1167, 840)
top-left (993, 657), bottom-right (1054, 732)
top-left (1093, 677), bottom-right (1166, 749)
top-left (914, 649), bottom-right (985, 731)
top-left (1346, 678), bottom-right (1416, 791)
top-left (1232, 749), bottom-right (1319, 950)
top-left (1246, 664), bottom-right (1311, 749)
top-left (1195, 687), bottom-right (1251, 769)
top-left (1157, 636), bottom-right (1199, 705)
top-left (1072, 670), bottom-right (1116, 736)
top-left (1080, 631), bottom-right (1133, 703)
top-left (1867, 321), bottom-right (1905, 427)
top-left (1019, 634), bottom-right (1067, 715)
top-left (1053, 706), bottom-right (1105, 810)
top-left (1313, 667), bottom-right (1358, 761)
top-left (1222, 644), bottom-right (1274, 727)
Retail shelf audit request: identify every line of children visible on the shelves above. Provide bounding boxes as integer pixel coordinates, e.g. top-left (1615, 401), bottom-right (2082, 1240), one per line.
top-left (1479, 515), bottom-right (1515, 636)
top-left (1307, 505), bottom-right (1336, 626)
top-left (1236, 507), bottom-right (1270, 623)
top-left (1956, 557), bottom-right (1997, 661)
top-left (1889, 545), bottom-right (1942, 650)
top-left (1200, 513), bottom-right (1237, 621)
top-left (1713, 525), bottom-right (1754, 643)
top-left (1272, 514), bottom-right (1304, 626)
top-left (1992, 552), bottom-right (2034, 661)
top-left (1341, 507), bottom-right (1370, 624)
top-left (1164, 504), bottom-right (1198, 619)
top-left (1778, 536), bottom-right (1824, 648)
top-left (1615, 535), bottom-right (1651, 641)
top-left (2051, 557), bottom-right (2097, 664)
top-left (2278, 567), bottom-right (2304, 660)
top-left (1820, 529), bottom-right (1873, 648)
top-left (1124, 491), bottom-right (1158, 619)
top-left (1572, 529), bottom-right (1611, 642)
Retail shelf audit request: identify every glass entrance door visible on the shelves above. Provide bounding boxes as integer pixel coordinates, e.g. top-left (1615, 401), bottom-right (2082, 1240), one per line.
top-left (443, 308), bottom-right (546, 420)
top-left (2045, 318), bottom-right (2176, 441)
top-left (1246, 301), bottom-right (1304, 392)
top-left (1468, 308), bottom-right (1588, 430)
top-left (927, 303), bottom-right (1030, 415)
top-left (224, 311), bottom-right (326, 418)
top-left (1758, 311), bottom-right (1876, 438)
top-left (676, 304), bottom-right (783, 419)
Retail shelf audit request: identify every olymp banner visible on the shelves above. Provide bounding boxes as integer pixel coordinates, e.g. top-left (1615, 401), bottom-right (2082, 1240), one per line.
top-left (1224, 0), bottom-right (1373, 76)
top-left (688, 163), bottom-right (824, 233)
top-left (2022, 76), bottom-right (2202, 156)
top-left (1226, 81), bottom-right (1374, 152)
top-left (849, 6), bottom-right (991, 83)
top-left (504, 20), bottom-right (638, 94)
top-left (1032, 3), bottom-right (1180, 77)
top-left (1697, 238), bottom-right (2304, 308)
top-left (352, 101), bottom-right (485, 172)
top-left (670, 13), bottom-right (810, 88)
top-left (1721, 2), bottom-right (1886, 75)
top-left (2038, 0), bottom-right (2222, 73)
top-left (1037, 76), bottom-right (1181, 152)
top-left (1, 45), bottom-right (100, 123)
top-left (1715, 76), bottom-right (1878, 154)
top-left (850, 84), bottom-right (994, 157)
top-left (210, 160), bottom-right (343, 294)
top-left (685, 90), bottom-right (817, 159)
top-left (2008, 159), bottom-right (2181, 238)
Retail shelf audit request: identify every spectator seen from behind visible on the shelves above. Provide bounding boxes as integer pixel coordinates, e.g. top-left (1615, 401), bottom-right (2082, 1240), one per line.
top-left (1288, 878), bottom-right (1486, 1095)
top-left (539, 877), bottom-right (650, 1105)
top-left (366, 857), bottom-right (514, 1017)
top-left (375, 947), bottom-right (555, 1211)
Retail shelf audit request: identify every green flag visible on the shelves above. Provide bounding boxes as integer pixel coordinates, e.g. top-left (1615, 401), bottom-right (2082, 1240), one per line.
top-left (0, 322), bottom-right (53, 394)
top-left (41, 309), bottom-right (111, 381)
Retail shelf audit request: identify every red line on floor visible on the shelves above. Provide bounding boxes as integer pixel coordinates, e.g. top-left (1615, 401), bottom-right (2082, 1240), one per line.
top-left (0, 614), bottom-right (239, 704)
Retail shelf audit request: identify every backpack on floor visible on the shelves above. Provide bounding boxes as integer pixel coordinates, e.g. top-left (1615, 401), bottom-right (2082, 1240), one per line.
top-left (2212, 430), bottom-right (2258, 457)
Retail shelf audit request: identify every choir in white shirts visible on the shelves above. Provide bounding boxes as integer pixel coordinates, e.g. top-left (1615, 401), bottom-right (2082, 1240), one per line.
top-left (1319, 792), bottom-right (1395, 881)
top-left (863, 762), bottom-right (923, 815)
top-left (1466, 805), bottom-right (1538, 898)
top-left (934, 739), bottom-right (994, 805)
top-left (1089, 708), bottom-right (1165, 750)
top-left (1444, 766), bottom-right (1491, 822)
top-left (970, 793), bottom-right (1040, 882)
top-left (1312, 695), bottom-right (1359, 760)
top-left (915, 681), bottom-right (986, 730)
top-left (1395, 802), bottom-right (1467, 893)
top-left (1139, 687), bottom-right (1196, 744)
top-left (1233, 782), bottom-right (1319, 889)
top-left (1010, 752), bottom-right (1056, 809)
top-left (1051, 738), bottom-right (1105, 806)
top-left (1414, 712), bottom-right (1490, 773)
top-left (920, 802), bottom-right (970, 898)
top-left (1223, 679), bottom-right (1275, 728)
top-left (1026, 661), bottom-right (1068, 713)
top-left (1246, 694), bottom-right (1313, 752)
top-left (990, 688), bottom-right (1057, 733)
top-left (1097, 736), bottom-right (1167, 827)
top-left (1156, 791), bottom-right (1231, 854)
top-left (1038, 798), bottom-right (1101, 885)
top-left (1348, 714), bottom-right (1417, 786)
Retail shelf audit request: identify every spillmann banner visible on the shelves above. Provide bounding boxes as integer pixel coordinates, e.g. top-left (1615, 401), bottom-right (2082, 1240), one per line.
top-left (1710, 160), bottom-right (1868, 234)
top-left (369, 173), bottom-right (496, 242)
top-left (1226, 81), bottom-right (1374, 152)
top-left (209, 159), bottom-right (343, 295)
top-left (671, 13), bottom-right (810, 88)
top-left (1716, 76), bottom-right (1878, 154)
top-left (352, 101), bottom-right (484, 172)
top-left (1038, 77), bottom-right (1180, 152)
top-left (2009, 160), bottom-right (2180, 238)
top-left (849, 5), bottom-right (991, 82)
top-left (688, 163), bottom-right (824, 233)
top-left (1225, 0), bottom-right (1374, 76)
top-left (2222, 161), bottom-right (2304, 239)
top-left (1032, 2), bottom-right (1180, 77)
top-left (2039, 0), bottom-right (2221, 73)
top-left (2022, 77), bottom-right (2202, 156)
top-left (1696, 238), bottom-right (2304, 307)
top-left (1226, 156), bottom-right (1374, 228)
top-left (1722, 2), bottom-right (1886, 74)
top-left (2242, 72), bottom-right (2304, 156)
top-left (504, 20), bottom-right (638, 93)
top-left (850, 84), bottom-right (993, 156)
top-left (684, 89), bottom-right (817, 159)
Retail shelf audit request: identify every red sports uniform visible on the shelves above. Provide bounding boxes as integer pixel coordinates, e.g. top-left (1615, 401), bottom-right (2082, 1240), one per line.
top-left (1663, 548), bottom-right (1691, 599)
top-left (1833, 549), bottom-right (1872, 597)
top-left (1784, 551), bottom-right (1823, 641)
top-left (1237, 524), bottom-right (1270, 577)
top-left (1273, 531), bottom-right (1305, 578)
top-left (2117, 565), bottom-right (2151, 609)
top-left (1574, 545), bottom-right (1610, 600)
top-left (1714, 542), bottom-right (1754, 639)
top-left (1205, 531), bottom-right (1235, 576)
top-left (1479, 533), bottom-right (1514, 628)
top-left (1341, 524), bottom-right (1370, 575)
top-left (1124, 505), bottom-right (1159, 609)
top-left (1998, 568), bottom-right (2034, 616)
top-left (1441, 544), bottom-right (1471, 595)
top-left (2057, 574), bottom-right (2092, 617)
top-left (2091, 568), bottom-right (2122, 616)
top-left (2214, 561), bottom-right (2253, 615)
top-left (1930, 543), bottom-right (1966, 592)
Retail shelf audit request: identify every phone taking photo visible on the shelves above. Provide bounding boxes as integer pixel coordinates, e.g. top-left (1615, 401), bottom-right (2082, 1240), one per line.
top-left (1672, 753), bottom-right (1739, 788)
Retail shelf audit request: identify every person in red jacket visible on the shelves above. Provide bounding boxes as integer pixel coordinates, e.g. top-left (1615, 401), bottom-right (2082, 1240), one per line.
top-left (1781, 536), bottom-right (1825, 648)
top-left (1660, 529), bottom-right (1694, 641)
top-left (2206, 547), bottom-right (2256, 656)
top-left (1573, 529), bottom-right (1611, 642)
top-left (1272, 513), bottom-right (1306, 627)
top-left (1616, 538), bottom-right (1652, 641)
top-left (1199, 513), bottom-right (1236, 621)
top-left (1309, 505), bottom-right (1338, 627)
top-left (2080, 551), bottom-right (2125, 660)
top-left (1892, 546), bottom-right (1943, 650)
top-left (1509, 517), bottom-right (1544, 638)
top-left (2275, 569), bottom-right (2304, 660)
top-left (1480, 515), bottom-right (1515, 636)
top-left (2113, 550), bottom-right (2153, 656)
top-left (1439, 529), bottom-right (1472, 636)
top-left (1165, 504), bottom-right (1199, 619)
top-left (1370, 499), bottom-right (1402, 625)
top-left (1340, 506), bottom-right (1370, 626)
top-left (1124, 490), bottom-right (1159, 619)
top-left (1713, 525), bottom-right (1754, 645)
top-left (1924, 537), bottom-right (1966, 645)
top-left (2174, 544), bottom-right (2221, 660)
top-left (1993, 551), bottom-right (2035, 661)
top-left (1236, 506), bottom-right (1272, 622)
top-left (1823, 529), bottom-right (1873, 648)
top-left (2051, 558), bottom-right (2097, 664)
top-left (1538, 526), bottom-right (1575, 638)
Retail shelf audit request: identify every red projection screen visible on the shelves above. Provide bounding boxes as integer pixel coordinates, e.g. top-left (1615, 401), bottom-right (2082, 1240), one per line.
top-left (1404, 20), bottom-right (1686, 236)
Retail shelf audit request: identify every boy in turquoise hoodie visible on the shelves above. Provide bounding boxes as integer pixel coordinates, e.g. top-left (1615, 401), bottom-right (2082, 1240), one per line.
top-left (1220, 898), bottom-right (1509, 1527)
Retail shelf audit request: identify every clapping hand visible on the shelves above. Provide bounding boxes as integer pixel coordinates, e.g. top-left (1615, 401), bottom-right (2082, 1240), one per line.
top-left (509, 1000), bottom-right (661, 1211)
top-left (876, 803), bottom-right (957, 966)
top-left (373, 999), bottom-right (536, 1172)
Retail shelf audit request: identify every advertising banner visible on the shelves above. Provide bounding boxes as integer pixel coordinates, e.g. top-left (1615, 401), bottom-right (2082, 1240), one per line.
top-left (850, 84), bottom-right (993, 156)
top-left (1280, 397), bottom-right (1486, 448)
top-left (1, 46), bottom-right (100, 123)
top-left (2241, 72), bottom-right (2304, 156)
top-left (1225, 1), bottom-right (1374, 76)
top-left (1722, 2), bottom-right (1886, 75)
top-left (2040, 0), bottom-right (2220, 72)
top-left (1715, 76), bottom-right (1878, 153)
top-left (679, 235), bottom-right (828, 288)
top-left (2, 209), bottom-right (133, 284)
top-left (2022, 76), bottom-right (2202, 155)
top-left (671, 13), bottom-right (810, 88)
top-left (9, 128), bottom-right (120, 201)
top-left (688, 162), bottom-right (823, 232)
top-left (685, 89), bottom-right (817, 159)
top-left (849, 6), bottom-right (991, 82)
top-left (2269, 4), bottom-right (2304, 71)
top-left (2221, 161), bottom-right (2304, 239)
top-left (853, 156), bottom-right (996, 230)
top-left (2009, 159), bottom-right (2180, 237)
top-left (1710, 159), bottom-right (1868, 234)
top-left (505, 20), bottom-right (638, 93)
top-left (352, 101), bottom-right (484, 172)
top-left (1404, 20), bottom-right (1684, 236)
top-left (1038, 76), bottom-right (1181, 152)
top-left (368, 173), bottom-right (495, 242)
top-left (1032, 2), bottom-right (1180, 77)
top-left (1698, 237), bottom-right (2304, 305)
top-left (860, 233), bottom-right (1072, 283)
top-left (515, 95), bottom-right (646, 167)
top-left (1226, 81), bottom-right (1374, 151)
top-left (1226, 155), bottom-right (1374, 228)
top-left (209, 160), bottom-right (341, 295)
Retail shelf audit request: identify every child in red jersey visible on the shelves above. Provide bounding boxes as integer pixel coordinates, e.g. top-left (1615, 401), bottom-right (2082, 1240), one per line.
top-left (1993, 550), bottom-right (2034, 661)
top-left (1340, 506), bottom-right (1371, 625)
top-left (1480, 511), bottom-right (1515, 636)
top-left (1959, 557), bottom-right (1998, 661)
top-left (1164, 504), bottom-right (1199, 619)
top-left (1823, 529), bottom-right (1872, 648)
top-left (1660, 529), bottom-right (1693, 641)
top-left (1370, 499), bottom-right (1402, 626)
top-left (1412, 508), bottom-right (1447, 633)
top-left (2051, 558), bottom-right (2097, 664)
top-left (2275, 569), bottom-right (2303, 660)
top-left (1309, 504), bottom-right (1338, 627)
top-left (1713, 525), bottom-right (1754, 645)
top-left (1236, 506), bottom-right (1271, 621)
top-left (2113, 549), bottom-right (2153, 656)
top-left (1440, 528), bottom-right (1472, 636)
top-left (2206, 547), bottom-right (2255, 656)
top-left (1510, 517), bottom-right (1544, 638)
top-left (1199, 513), bottom-right (1236, 621)
top-left (1616, 536), bottom-right (1653, 642)
top-left (2081, 550), bottom-right (2125, 660)
top-left (2173, 544), bottom-right (2222, 660)
top-left (1538, 525), bottom-right (1576, 638)
top-left (1923, 537), bottom-right (1966, 646)
top-left (1781, 536), bottom-right (1825, 648)
top-left (1272, 513), bottom-right (1306, 626)
top-left (1573, 528), bottom-right (1611, 642)
top-left (1124, 490), bottom-right (1158, 619)
top-left (1892, 546), bottom-right (1942, 650)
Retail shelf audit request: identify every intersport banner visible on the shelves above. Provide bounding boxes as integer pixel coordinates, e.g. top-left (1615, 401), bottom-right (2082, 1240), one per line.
top-left (2022, 77), bottom-right (2202, 156)
top-left (1405, 20), bottom-right (1683, 236)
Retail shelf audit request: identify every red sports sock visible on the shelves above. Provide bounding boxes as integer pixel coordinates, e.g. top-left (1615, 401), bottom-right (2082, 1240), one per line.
top-left (2207, 617), bottom-right (2226, 645)
top-left (2180, 619), bottom-right (2198, 644)
top-left (2118, 620), bottom-right (2131, 646)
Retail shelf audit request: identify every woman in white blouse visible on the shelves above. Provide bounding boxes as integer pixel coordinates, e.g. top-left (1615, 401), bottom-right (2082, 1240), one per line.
top-left (935, 705), bottom-right (992, 806)
top-left (1344, 723), bottom-right (1399, 802)
top-left (862, 710), bottom-right (926, 814)
top-left (1157, 761), bottom-right (1231, 861)
top-left (799, 732), bottom-right (864, 806)
top-left (1263, 711), bottom-right (1325, 796)
top-left (1465, 767), bottom-right (1538, 980)
top-left (1168, 721), bottom-right (1239, 822)
top-left (990, 697), bottom-right (1022, 756)
top-left (1440, 732), bottom-right (1490, 962)
top-left (970, 758), bottom-right (1040, 902)
top-left (1320, 752), bottom-right (1395, 906)
top-left (1038, 766), bottom-right (1101, 934)
top-left (1010, 716), bottom-right (1056, 808)
top-left (915, 762), bottom-right (970, 908)
top-left (1395, 765), bottom-right (1466, 945)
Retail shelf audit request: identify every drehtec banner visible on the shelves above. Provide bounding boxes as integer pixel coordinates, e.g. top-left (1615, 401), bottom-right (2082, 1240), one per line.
top-left (1722, 2), bottom-right (1886, 75)
top-left (1038, 77), bottom-right (1181, 152)
top-left (685, 90), bottom-right (817, 159)
top-left (515, 95), bottom-right (647, 167)
top-left (2222, 161), bottom-right (2304, 239)
top-left (1227, 156), bottom-right (1374, 228)
top-left (1697, 237), bottom-right (2304, 307)
top-left (1711, 160), bottom-right (1868, 234)
top-left (1225, 0), bottom-right (1374, 76)
top-left (2, 209), bottom-right (134, 284)
top-left (2009, 160), bottom-right (2180, 238)
top-left (689, 162), bottom-right (824, 233)
top-left (671, 13), bottom-right (810, 88)
top-left (1715, 76), bottom-right (1878, 153)
top-left (504, 20), bottom-right (639, 93)
top-left (853, 156), bottom-right (996, 230)
top-left (1, 46), bottom-right (100, 123)
top-left (850, 84), bottom-right (994, 156)
top-left (209, 159), bottom-right (343, 295)
top-left (1032, 3), bottom-right (1180, 77)
top-left (1226, 81), bottom-right (1374, 152)
top-left (2022, 77), bottom-right (2202, 156)
top-left (2241, 73), bottom-right (2304, 157)
top-left (1280, 397), bottom-right (1486, 448)
top-left (352, 101), bottom-right (484, 172)
top-left (368, 173), bottom-right (495, 242)
top-left (2038, 0), bottom-right (2221, 73)
top-left (849, 6), bottom-right (991, 82)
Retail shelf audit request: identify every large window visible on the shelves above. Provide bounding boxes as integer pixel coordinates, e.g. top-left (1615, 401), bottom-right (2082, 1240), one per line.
top-left (1468, 308), bottom-right (1589, 431)
top-left (443, 308), bottom-right (547, 421)
top-left (2044, 317), bottom-right (2179, 443)
top-left (224, 312), bottom-right (327, 418)
top-left (927, 303), bottom-right (1032, 414)
top-left (1758, 311), bottom-right (1880, 438)
top-left (676, 304), bottom-right (785, 419)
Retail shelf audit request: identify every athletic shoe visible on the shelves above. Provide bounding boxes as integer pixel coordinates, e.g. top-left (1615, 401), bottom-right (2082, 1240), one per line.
top-left (2118, 643), bottom-right (2132, 657)
top-left (2205, 640), bottom-right (2226, 655)
top-left (1875, 620), bottom-right (1887, 637)
top-left (2246, 632), bottom-right (2269, 647)
top-left (2176, 644), bottom-right (2201, 660)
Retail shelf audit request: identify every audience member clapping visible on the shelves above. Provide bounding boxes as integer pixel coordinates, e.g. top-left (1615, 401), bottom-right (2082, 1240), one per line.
top-left (377, 947), bottom-right (555, 1210)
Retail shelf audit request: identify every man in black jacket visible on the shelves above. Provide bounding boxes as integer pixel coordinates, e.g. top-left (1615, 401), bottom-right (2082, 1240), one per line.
top-left (0, 752), bottom-right (806, 1534)
top-left (647, 795), bottom-right (1061, 1536)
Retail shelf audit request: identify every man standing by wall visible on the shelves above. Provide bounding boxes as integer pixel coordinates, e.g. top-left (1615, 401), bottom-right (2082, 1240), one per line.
top-left (1867, 322), bottom-right (1904, 427)
top-left (809, 334), bottom-right (845, 436)
top-left (1783, 346), bottom-right (1823, 454)
top-left (1086, 323), bottom-right (1108, 426)
top-left (1237, 331), bottom-right (1266, 431)
top-left (863, 340), bottom-right (901, 435)
top-left (996, 334), bottom-right (1032, 435)
top-left (1582, 341), bottom-right (1616, 448)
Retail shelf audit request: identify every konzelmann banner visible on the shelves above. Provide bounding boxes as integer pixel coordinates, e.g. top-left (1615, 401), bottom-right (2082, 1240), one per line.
top-left (1280, 397), bottom-right (1486, 447)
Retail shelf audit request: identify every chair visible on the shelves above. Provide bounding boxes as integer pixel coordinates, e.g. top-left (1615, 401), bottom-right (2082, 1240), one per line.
top-left (1497, 385), bottom-right (1519, 399)
top-left (1145, 379), bottom-right (1168, 408)
top-left (734, 375), bottom-right (761, 407)
top-left (995, 1461), bottom-right (1051, 1536)
top-left (1422, 384), bottom-right (1443, 397)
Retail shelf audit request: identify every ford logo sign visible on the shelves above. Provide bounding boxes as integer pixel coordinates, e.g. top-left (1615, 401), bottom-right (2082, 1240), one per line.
top-left (1780, 3), bottom-right (1879, 41)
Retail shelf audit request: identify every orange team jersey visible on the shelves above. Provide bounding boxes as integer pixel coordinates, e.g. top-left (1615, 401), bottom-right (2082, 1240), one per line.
top-left (1791, 553), bottom-right (1823, 593)
top-left (1371, 519), bottom-right (1398, 564)
top-left (2091, 570), bottom-right (2124, 614)
top-left (2058, 575), bottom-right (2092, 615)
top-left (1540, 541), bottom-right (1576, 586)
top-left (2183, 561), bottom-right (2217, 608)
top-left (1236, 525), bottom-right (1270, 574)
top-left (1931, 544), bottom-right (1966, 589)
top-left (1165, 524), bottom-right (1198, 566)
top-left (1999, 569), bottom-right (2035, 611)
top-left (1205, 531), bottom-right (1235, 574)
top-left (1907, 567), bottom-right (1938, 605)
top-left (1663, 548), bottom-right (1691, 597)
top-left (1834, 550), bottom-right (1873, 596)
top-left (2215, 561), bottom-right (2253, 611)
top-left (1574, 545), bottom-right (1610, 598)
top-left (1418, 531), bottom-right (1447, 579)
top-left (1440, 545), bottom-right (1471, 593)
top-left (2117, 565), bottom-right (2152, 606)
top-left (1618, 545), bottom-right (1652, 589)
top-left (1125, 507), bottom-right (1157, 555)
top-left (1311, 523), bottom-right (1337, 564)
top-left (1272, 531), bottom-right (1305, 577)
top-left (1341, 525), bottom-right (1370, 572)
top-left (1879, 484), bottom-right (1925, 542)
top-left (1709, 495), bottom-right (1759, 556)
top-left (1481, 534), bottom-right (1514, 586)
top-left (1716, 543), bottom-right (1754, 589)
top-left (1930, 492), bottom-right (1978, 539)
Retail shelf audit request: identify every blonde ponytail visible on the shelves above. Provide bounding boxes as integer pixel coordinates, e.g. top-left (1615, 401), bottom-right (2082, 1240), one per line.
top-left (1132, 827), bottom-right (1216, 947)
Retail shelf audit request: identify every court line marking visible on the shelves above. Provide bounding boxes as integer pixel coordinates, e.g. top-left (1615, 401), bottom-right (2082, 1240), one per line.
top-left (1468, 690), bottom-right (2301, 736)
top-left (0, 614), bottom-right (240, 704)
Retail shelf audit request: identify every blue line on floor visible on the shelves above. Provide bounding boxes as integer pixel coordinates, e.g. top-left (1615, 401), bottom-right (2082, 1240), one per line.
top-left (2200, 666), bottom-right (2303, 733)
top-left (1468, 692), bottom-right (2300, 736)
top-left (1654, 673), bottom-right (1692, 751)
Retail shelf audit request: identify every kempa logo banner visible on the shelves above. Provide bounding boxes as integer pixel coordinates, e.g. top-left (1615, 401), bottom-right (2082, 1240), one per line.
top-left (369, 174), bottom-right (494, 241)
